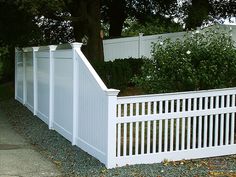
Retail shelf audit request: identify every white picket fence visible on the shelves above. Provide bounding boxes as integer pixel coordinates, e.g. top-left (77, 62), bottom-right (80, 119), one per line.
top-left (103, 24), bottom-right (236, 61)
top-left (116, 89), bottom-right (236, 166)
top-left (15, 43), bottom-right (236, 168)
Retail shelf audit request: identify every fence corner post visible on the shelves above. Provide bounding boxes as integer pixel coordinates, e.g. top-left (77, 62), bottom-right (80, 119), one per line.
top-left (138, 33), bottom-right (144, 58)
top-left (70, 42), bottom-right (83, 145)
top-left (105, 89), bottom-right (120, 169)
top-left (32, 47), bottom-right (39, 116)
top-left (49, 45), bottom-right (57, 129)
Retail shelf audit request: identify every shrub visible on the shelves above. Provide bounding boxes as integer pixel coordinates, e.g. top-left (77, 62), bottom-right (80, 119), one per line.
top-left (91, 58), bottom-right (144, 90)
top-left (133, 27), bottom-right (236, 93)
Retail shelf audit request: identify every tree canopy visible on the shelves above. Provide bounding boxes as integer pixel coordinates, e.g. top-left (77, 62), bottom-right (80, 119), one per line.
top-left (0, 0), bottom-right (235, 64)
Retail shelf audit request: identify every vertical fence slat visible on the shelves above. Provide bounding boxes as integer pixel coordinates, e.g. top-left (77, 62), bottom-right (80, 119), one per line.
top-left (225, 113), bottom-right (230, 145)
top-left (209, 97), bottom-right (214, 147)
top-left (170, 100), bottom-right (174, 151)
top-left (153, 120), bottom-right (157, 153)
top-left (187, 99), bottom-right (191, 149)
top-left (198, 116), bottom-right (202, 148)
top-left (181, 118), bottom-right (185, 150)
top-left (117, 123), bottom-right (121, 157)
top-left (135, 122), bottom-right (139, 155)
top-left (124, 104), bottom-right (127, 117)
top-left (124, 123), bottom-right (127, 156)
top-left (147, 121), bottom-right (151, 153)
top-left (203, 115), bottom-right (208, 148)
top-left (176, 118), bottom-right (180, 151)
top-left (231, 95), bottom-right (235, 144)
top-left (187, 117), bottom-right (191, 149)
top-left (164, 101), bottom-right (168, 152)
top-left (225, 95), bottom-right (230, 145)
top-left (141, 121), bottom-right (145, 154)
top-left (214, 96), bottom-right (219, 146)
top-left (129, 122), bottom-right (133, 155)
top-left (159, 120), bottom-right (163, 152)
top-left (153, 101), bottom-right (157, 114)
top-left (192, 98), bottom-right (197, 149)
top-left (118, 104), bottom-right (121, 117)
top-left (220, 113), bottom-right (224, 146)
top-left (231, 113), bottom-right (235, 144)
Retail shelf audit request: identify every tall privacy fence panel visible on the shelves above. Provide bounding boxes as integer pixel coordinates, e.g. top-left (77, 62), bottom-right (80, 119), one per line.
top-left (15, 43), bottom-right (120, 168)
top-left (15, 42), bottom-right (236, 168)
top-left (103, 24), bottom-right (236, 61)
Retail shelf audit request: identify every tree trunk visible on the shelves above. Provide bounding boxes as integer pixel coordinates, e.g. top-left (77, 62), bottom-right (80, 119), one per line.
top-left (68, 0), bottom-right (104, 62)
top-left (108, 0), bottom-right (127, 38)
top-left (185, 0), bottom-right (210, 29)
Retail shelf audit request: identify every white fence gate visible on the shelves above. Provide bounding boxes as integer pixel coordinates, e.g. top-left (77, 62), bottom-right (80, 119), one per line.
top-left (15, 43), bottom-right (236, 168)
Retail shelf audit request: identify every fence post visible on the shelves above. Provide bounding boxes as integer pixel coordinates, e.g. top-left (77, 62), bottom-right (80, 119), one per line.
top-left (32, 47), bottom-right (39, 116)
top-left (106, 89), bottom-right (120, 168)
top-left (22, 48), bottom-right (27, 105)
top-left (15, 48), bottom-right (20, 100)
top-left (49, 45), bottom-right (57, 129)
top-left (71, 42), bottom-right (83, 145)
top-left (138, 33), bottom-right (144, 58)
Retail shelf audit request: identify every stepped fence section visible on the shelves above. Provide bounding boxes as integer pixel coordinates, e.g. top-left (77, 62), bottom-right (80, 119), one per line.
top-left (15, 43), bottom-right (236, 168)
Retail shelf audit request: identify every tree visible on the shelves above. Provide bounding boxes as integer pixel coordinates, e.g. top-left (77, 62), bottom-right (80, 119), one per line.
top-left (184, 0), bottom-right (236, 29)
top-left (101, 0), bottom-right (179, 38)
top-left (65, 0), bottom-right (104, 61)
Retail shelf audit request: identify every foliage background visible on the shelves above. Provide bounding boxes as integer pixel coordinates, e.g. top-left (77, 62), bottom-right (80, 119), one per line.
top-left (133, 27), bottom-right (236, 93)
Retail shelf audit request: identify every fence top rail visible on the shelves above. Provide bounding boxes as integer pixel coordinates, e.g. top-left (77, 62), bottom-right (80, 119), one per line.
top-left (103, 36), bottom-right (139, 44)
top-left (142, 31), bottom-right (186, 41)
top-left (117, 87), bottom-right (236, 104)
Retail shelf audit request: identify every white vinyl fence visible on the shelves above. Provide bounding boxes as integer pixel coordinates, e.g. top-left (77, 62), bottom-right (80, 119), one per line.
top-left (15, 43), bottom-right (120, 168)
top-left (103, 32), bottom-right (186, 61)
top-left (15, 43), bottom-right (236, 168)
top-left (116, 89), bottom-right (236, 166)
top-left (103, 24), bottom-right (236, 61)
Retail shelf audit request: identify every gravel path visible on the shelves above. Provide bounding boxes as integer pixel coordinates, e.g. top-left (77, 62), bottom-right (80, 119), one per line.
top-left (1, 99), bottom-right (236, 177)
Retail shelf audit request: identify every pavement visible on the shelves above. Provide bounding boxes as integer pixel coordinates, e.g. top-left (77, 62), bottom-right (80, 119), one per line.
top-left (0, 109), bottom-right (62, 177)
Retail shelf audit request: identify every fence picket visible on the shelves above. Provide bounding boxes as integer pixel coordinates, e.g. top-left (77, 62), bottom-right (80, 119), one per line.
top-left (117, 123), bottom-right (121, 157)
top-left (220, 114), bottom-right (224, 146)
top-left (135, 122), bottom-right (139, 155)
top-left (159, 120), bottom-right (163, 152)
top-left (153, 120), bottom-right (157, 153)
top-left (209, 97), bottom-right (214, 147)
top-left (124, 123), bottom-right (127, 156)
top-left (129, 122), bottom-right (133, 155)
top-left (141, 121), bottom-right (145, 154)
top-left (170, 100), bottom-right (174, 151)
top-left (147, 121), bottom-right (151, 153)
top-left (164, 101), bottom-right (169, 152)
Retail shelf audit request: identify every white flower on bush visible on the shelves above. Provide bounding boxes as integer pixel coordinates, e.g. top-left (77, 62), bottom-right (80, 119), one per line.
top-left (146, 75), bottom-right (151, 80)
top-left (160, 42), bottom-right (163, 45)
top-left (186, 50), bottom-right (191, 55)
top-left (195, 30), bottom-right (200, 33)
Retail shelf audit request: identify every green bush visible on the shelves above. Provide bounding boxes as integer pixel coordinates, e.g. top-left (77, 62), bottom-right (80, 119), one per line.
top-left (0, 47), bottom-right (10, 83)
top-left (91, 58), bottom-right (144, 90)
top-left (133, 27), bottom-right (236, 93)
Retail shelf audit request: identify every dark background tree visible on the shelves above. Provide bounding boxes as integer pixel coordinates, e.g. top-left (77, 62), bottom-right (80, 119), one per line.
top-left (0, 0), bottom-right (235, 83)
top-left (183, 0), bottom-right (236, 29)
